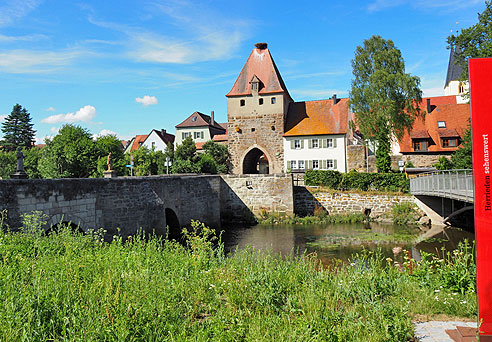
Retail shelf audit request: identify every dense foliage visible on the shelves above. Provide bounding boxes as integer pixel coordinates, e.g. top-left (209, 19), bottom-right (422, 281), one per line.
top-left (0, 214), bottom-right (476, 341)
top-left (0, 147), bottom-right (43, 179)
top-left (0, 104), bottom-right (36, 150)
top-left (305, 169), bottom-right (409, 192)
top-left (350, 35), bottom-right (423, 172)
top-left (171, 137), bottom-right (229, 174)
top-left (447, 1), bottom-right (492, 82)
top-left (450, 124), bottom-right (472, 169)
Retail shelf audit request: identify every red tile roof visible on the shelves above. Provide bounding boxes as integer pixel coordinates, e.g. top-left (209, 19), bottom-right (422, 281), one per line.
top-left (399, 100), bottom-right (470, 153)
top-left (226, 45), bottom-right (290, 98)
top-left (284, 98), bottom-right (349, 136)
top-left (130, 135), bottom-right (148, 152)
top-left (195, 142), bottom-right (206, 150)
top-left (212, 131), bottom-right (228, 142)
top-left (176, 111), bottom-right (225, 131)
top-left (410, 130), bottom-right (430, 139)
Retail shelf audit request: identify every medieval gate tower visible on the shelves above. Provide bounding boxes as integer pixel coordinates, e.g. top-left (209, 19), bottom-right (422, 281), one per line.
top-left (226, 43), bottom-right (292, 174)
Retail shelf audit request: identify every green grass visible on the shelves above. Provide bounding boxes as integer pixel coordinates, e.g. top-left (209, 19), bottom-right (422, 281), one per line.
top-left (0, 216), bottom-right (477, 341)
top-left (256, 211), bottom-right (368, 225)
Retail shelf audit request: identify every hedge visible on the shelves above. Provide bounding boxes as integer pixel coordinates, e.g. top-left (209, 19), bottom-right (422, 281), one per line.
top-left (304, 169), bottom-right (409, 192)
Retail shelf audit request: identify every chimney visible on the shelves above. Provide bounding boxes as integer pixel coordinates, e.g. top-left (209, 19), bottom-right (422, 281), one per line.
top-left (332, 94), bottom-right (337, 105)
top-left (211, 111), bottom-right (215, 125)
top-left (254, 42), bottom-right (268, 50)
top-left (426, 99), bottom-right (431, 113)
top-left (161, 129), bottom-right (166, 135)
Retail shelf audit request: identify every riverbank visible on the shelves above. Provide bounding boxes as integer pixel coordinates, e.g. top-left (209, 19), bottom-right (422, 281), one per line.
top-left (0, 220), bottom-right (476, 341)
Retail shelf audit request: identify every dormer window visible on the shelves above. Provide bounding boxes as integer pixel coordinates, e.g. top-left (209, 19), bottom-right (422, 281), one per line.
top-left (438, 121), bottom-right (446, 128)
top-left (251, 82), bottom-right (258, 91)
top-left (250, 75), bottom-right (260, 95)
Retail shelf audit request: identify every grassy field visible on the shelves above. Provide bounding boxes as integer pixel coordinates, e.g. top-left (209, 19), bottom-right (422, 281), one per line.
top-left (0, 216), bottom-right (476, 341)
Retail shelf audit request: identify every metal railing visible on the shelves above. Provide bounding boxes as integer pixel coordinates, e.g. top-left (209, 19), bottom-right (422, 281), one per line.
top-left (409, 169), bottom-right (474, 203)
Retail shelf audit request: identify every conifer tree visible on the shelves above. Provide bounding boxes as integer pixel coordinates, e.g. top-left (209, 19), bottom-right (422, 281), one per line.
top-left (1, 104), bottom-right (36, 150)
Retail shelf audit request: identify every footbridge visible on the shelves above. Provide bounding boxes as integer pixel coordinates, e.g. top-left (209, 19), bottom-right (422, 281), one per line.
top-left (409, 170), bottom-right (474, 227)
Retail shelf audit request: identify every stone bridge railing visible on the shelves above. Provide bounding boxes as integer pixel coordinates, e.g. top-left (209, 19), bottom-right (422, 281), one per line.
top-left (409, 169), bottom-right (474, 203)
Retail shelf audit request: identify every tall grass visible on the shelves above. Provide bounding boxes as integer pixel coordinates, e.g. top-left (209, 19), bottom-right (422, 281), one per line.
top-left (0, 215), bottom-right (476, 341)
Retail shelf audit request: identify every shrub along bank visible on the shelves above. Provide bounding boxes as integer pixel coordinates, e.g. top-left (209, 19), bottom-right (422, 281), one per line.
top-left (0, 217), bottom-right (476, 341)
top-left (305, 169), bottom-right (409, 193)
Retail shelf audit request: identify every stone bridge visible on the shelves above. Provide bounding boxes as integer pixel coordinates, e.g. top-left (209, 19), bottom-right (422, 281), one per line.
top-left (0, 174), bottom-right (294, 239)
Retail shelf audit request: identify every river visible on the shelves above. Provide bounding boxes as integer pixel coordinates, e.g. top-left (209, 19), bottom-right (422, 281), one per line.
top-left (221, 223), bottom-right (474, 265)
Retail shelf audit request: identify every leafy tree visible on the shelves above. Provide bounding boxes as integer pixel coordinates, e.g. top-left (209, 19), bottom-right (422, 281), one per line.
top-left (434, 156), bottom-right (453, 170)
top-left (0, 151), bottom-right (15, 179)
top-left (375, 138), bottom-right (391, 173)
top-left (447, 1), bottom-right (492, 82)
top-left (174, 136), bottom-right (197, 162)
top-left (451, 125), bottom-right (472, 169)
top-left (1, 104), bottom-right (36, 150)
top-left (94, 134), bottom-right (125, 177)
top-left (38, 125), bottom-right (96, 178)
top-left (164, 142), bottom-right (174, 163)
top-left (171, 158), bottom-right (200, 174)
top-left (202, 140), bottom-right (229, 173)
top-left (0, 147), bottom-right (44, 179)
top-left (350, 35), bottom-right (423, 172)
top-left (198, 154), bottom-right (217, 174)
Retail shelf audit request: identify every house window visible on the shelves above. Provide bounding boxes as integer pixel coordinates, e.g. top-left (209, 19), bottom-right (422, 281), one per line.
top-left (438, 121), bottom-right (446, 128)
top-left (151, 142), bottom-right (156, 148)
top-left (298, 160), bottom-right (305, 169)
top-left (194, 131), bottom-right (204, 139)
top-left (240, 99), bottom-right (245, 106)
top-left (327, 138), bottom-right (333, 148)
top-left (294, 139), bottom-right (301, 149)
top-left (259, 98), bottom-right (263, 105)
top-left (290, 160), bottom-right (297, 169)
top-left (442, 138), bottom-right (458, 147)
top-left (312, 139), bottom-right (319, 148)
top-left (192, 116), bottom-right (197, 122)
top-left (327, 160), bottom-right (334, 169)
top-left (459, 82), bottom-right (466, 94)
top-left (271, 97), bottom-right (276, 104)
top-left (312, 160), bottom-right (319, 169)
top-left (412, 140), bottom-right (428, 151)
top-left (182, 132), bottom-right (191, 139)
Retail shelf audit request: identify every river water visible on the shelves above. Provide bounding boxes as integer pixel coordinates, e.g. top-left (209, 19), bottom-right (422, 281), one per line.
top-left (221, 223), bottom-right (474, 265)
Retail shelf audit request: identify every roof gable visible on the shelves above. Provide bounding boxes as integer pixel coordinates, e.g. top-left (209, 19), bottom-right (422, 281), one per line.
top-left (445, 47), bottom-right (464, 87)
top-left (284, 98), bottom-right (350, 136)
top-left (226, 45), bottom-right (290, 98)
top-left (143, 129), bottom-right (175, 146)
top-left (176, 111), bottom-right (225, 131)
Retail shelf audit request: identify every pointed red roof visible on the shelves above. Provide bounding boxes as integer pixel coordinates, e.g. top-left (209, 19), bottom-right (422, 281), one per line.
top-left (226, 44), bottom-right (290, 98)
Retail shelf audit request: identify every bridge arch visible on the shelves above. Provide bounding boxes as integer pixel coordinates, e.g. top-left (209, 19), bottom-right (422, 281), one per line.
top-left (48, 214), bottom-right (87, 234)
top-left (241, 145), bottom-right (272, 174)
top-left (165, 207), bottom-right (181, 240)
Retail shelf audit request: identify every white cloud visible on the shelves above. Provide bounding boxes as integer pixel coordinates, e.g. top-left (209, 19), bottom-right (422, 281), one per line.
top-left (135, 95), bottom-right (158, 106)
top-left (0, 33), bottom-right (47, 42)
top-left (0, 0), bottom-right (42, 26)
top-left (46, 106), bottom-right (56, 112)
top-left (0, 49), bottom-right (84, 74)
top-left (35, 135), bottom-right (53, 144)
top-left (92, 129), bottom-right (118, 139)
top-left (50, 126), bottom-right (59, 133)
top-left (41, 105), bottom-right (97, 124)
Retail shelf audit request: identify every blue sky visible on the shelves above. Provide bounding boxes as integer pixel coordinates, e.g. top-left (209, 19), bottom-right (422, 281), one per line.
top-left (0, 0), bottom-right (486, 143)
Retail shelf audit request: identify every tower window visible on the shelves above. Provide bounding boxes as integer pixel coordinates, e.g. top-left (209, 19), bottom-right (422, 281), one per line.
top-left (459, 82), bottom-right (465, 94)
top-left (251, 128), bottom-right (255, 132)
top-left (271, 97), bottom-right (276, 104)
top-left (259, 98), bottom-right (263, 105)
top-left (240, 99), bottom-right (245, 106)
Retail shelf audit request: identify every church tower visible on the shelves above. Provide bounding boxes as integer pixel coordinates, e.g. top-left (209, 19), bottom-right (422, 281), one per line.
top-left (226, 43), bottom-right (292, 174)
top-left (444, 47), bottom-right (469, 103)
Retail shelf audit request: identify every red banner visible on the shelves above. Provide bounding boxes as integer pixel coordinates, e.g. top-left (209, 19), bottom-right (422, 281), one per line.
top-left (470, 57), bottom-right (492, 339)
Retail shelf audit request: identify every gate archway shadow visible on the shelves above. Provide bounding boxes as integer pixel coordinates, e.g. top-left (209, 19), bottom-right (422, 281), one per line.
top-left (242, 147), bottom-right (270, 174)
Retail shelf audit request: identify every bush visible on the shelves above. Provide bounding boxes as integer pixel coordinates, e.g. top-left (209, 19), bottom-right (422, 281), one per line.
top-left (391, 202), bottom-right (419, 225)
top-left (305, 169), bottom-right (409, 192)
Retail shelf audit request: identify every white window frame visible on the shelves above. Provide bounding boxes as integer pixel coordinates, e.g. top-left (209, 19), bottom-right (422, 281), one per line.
top-left (312, 160), bottom-right (319, 169)
top-left (298, 160), bottom-right (305, 169)
top-left (312, 139), bottom-right (319, 148)
top-left (182, 132), bottom-right (191, 139)
top-left (438, 121), bottom-right (446, 128)
top-left (327, 138), bottom-right (333, 148)
top-left (294, 139), bottom-right (301, 149)
top-left (290, 160), bottom-right (297, 169)
top-left (327, 160), bottom-right (334, 169)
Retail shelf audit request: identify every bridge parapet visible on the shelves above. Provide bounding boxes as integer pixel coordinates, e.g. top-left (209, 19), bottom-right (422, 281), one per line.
top-left (409, 169), bottom-right (474, 203)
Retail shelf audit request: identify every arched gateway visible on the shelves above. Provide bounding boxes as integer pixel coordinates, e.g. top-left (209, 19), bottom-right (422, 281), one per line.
top-left (242, 147), bottom-right (270, 174)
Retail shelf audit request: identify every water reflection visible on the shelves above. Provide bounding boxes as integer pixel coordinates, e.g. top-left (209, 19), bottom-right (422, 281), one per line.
top-left (222, 222), bottom-right (474, 265)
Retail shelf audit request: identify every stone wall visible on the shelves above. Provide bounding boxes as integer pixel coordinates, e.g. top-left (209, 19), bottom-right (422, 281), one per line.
top-left (397, 154), bottom-right (451, 168)
top-left (346, 144), bottom-right (367, 172)
top-left (0, 175), bottom-right (222, 239)
top-left (294, 187), bottom-right (414, 217)
top-left (220, 174), bottom-right (294, 223)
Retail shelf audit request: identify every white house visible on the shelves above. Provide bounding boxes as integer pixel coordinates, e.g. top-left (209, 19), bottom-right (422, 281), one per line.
top-left (283, 97), bottom-right (350, 173)
top-left (175, 111), bottom-right (226, 149)
top-left (141, 129), bottom-right (175, 152)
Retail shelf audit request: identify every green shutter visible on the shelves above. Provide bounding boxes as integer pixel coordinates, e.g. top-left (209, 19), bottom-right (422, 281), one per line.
top-left (182, 132), bottom-right (185, 139)
top-left (308, 160), bottom-right (313, 169)
top-left (333, 139), bottom-right (337, 148)
top-left (322, 160), bottom-right (327, 169)
top-left (322, 138), bottom-right (327, 148)
top-left (308, 139), bottom-right (312, 149)
top-left (300, 139), bottom-right (304, 148)
top-left (291, 140), bottom-right (294, 149)
top-left (305, 160), bottom-right (308, 169)
top-left (334, 159), bottom-right (337, 170)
